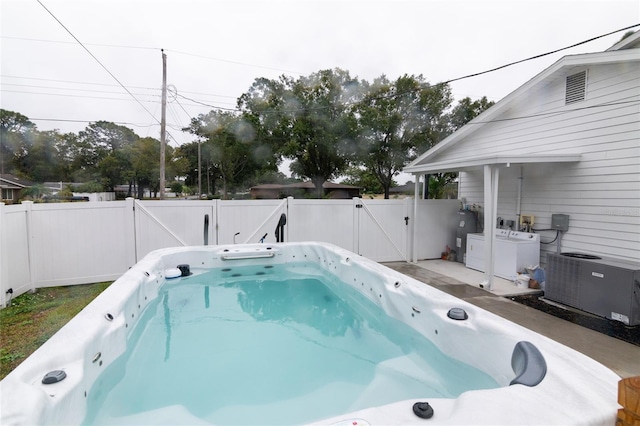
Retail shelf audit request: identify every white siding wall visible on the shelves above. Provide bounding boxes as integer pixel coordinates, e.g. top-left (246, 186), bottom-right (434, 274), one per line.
top-left (457, 61), bottom-right (640, 264)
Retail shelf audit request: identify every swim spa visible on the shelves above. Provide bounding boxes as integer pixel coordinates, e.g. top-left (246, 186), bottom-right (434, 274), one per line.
top-left (0, 242), bottom-right (620, 425)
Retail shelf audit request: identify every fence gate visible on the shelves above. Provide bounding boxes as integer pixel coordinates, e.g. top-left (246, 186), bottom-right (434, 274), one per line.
top-left (133, 199), bottom-right (215, 260)
top-left (287, 198), bottom-right (358, 251)
top-left (215, 199), bottom-right (287, 245)
top-left (356, 198), bottom-right (411, 262)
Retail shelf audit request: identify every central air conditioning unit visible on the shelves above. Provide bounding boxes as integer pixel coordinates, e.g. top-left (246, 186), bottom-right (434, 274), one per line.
top-left (546, 253), bottom-right (640, 326)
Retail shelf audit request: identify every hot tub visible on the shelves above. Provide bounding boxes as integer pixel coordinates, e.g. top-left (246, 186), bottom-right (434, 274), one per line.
top-left (0, 242), bottom-right (620, 425)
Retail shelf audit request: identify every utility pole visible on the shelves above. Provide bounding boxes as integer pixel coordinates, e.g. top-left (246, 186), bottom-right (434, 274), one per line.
top-left (159, 49), bottom-right (167, 200)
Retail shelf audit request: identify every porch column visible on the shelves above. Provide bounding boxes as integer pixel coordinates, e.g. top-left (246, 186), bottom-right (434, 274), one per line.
top-left (483, 165), bottom-right (499, 290)
top-left (412, 176), bottom-right (420, 263)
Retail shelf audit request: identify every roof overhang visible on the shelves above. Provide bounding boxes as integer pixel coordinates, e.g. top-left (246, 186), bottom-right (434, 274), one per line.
top-left (0, 181), bottom-right (26, 189)
top-left (404, 153), bottom-right (582, 174)
top-left (406, 49), bottom-right (640, 172)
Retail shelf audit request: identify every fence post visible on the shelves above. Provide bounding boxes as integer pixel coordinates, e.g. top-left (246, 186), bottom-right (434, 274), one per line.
top-left (0, 202), bottom-right (5, 306)
top-left (286, 197), bottom-right (293, 242)
top-left (124, 197), bottom-right (137, 266)
top-left (353, 197), bottom-right (360, 255)
top-left (22, 201), bottom-right (36, 292)
top-left (405, 197), bottom-right (413, 263)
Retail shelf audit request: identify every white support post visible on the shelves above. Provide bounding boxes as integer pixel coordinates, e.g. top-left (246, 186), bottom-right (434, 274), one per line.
top-left (482, 165), bottom-right (500, 290)
top-left (483, 166), bottom-right (494, 290)
top-left (412, 176), bottom-right (420, 263)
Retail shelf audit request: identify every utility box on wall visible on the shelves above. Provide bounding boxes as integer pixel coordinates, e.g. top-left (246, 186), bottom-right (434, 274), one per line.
top-left (551, 214), bottom-right (570, 232)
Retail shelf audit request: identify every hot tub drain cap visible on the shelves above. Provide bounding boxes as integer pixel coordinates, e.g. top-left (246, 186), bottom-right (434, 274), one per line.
top-left (413, 401), bottom-right (434, 419)
top-left (42, 370), bottom-right (66, 384)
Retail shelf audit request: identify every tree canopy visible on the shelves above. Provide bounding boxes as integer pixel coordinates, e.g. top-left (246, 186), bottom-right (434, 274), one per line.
top-left (0, 67), bottom-right (494, 200)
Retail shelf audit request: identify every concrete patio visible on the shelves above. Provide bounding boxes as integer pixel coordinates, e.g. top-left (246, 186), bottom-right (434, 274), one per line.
top-left (383, 260), bottom-right (640, 379)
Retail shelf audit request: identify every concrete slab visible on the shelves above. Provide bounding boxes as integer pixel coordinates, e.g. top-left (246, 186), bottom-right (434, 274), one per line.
top-left (416, 259), bottom-right (542, 297)
top-left (383, 261), bottom-right (640, 379)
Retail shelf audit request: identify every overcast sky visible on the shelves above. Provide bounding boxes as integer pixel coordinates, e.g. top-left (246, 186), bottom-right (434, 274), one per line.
top-left (1, 0), bottom-right (638, 180)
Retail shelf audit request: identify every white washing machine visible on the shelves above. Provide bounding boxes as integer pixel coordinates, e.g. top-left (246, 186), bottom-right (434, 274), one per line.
top-left (466, 229), bottom-right (540, 281)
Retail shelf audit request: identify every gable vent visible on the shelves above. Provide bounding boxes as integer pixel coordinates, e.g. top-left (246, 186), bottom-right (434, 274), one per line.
top-left (565, 70), bottom-right (587, 104)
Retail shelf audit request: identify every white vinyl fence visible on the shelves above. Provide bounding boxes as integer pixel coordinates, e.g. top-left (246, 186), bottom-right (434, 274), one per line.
top-left (0, 197), bottom-right (459, 306)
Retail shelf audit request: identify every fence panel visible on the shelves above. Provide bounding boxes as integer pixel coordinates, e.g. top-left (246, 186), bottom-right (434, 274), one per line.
top-left (415, 199), bottom-right (461, 259)
top-left (358, 198), bottom-right (410, 262)
top-left (287, 199), bottom-right (356, 251)
top-left (1, 197), bottom-right (462, 304)
top-left (29, 202), bottom-right (130, 287)
top-left (216, 199), bottom-right (287, 245)
top-left (0, 204), bottom-right (31, 306)
top-left (134, 200), bottom-right (216, 259)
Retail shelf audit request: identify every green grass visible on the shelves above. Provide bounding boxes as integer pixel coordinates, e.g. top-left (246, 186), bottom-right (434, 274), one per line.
top-left (0, 282), bottom-right (111, 380)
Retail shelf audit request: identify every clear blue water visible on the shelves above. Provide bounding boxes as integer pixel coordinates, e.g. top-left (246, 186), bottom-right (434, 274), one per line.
top-left (83, 263), bottom-right (499, 425)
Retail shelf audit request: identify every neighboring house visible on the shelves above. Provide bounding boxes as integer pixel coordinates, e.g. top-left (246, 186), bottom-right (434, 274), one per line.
top-left (250, 181), bottom-right (361, 199)
top-left (389, 181), bottom-right (457, 199)
top-left (405, 31), bottom-right (640, 284)
top-left (389, 181), bottom-right (423, 197)
top-left (0, 174), bottom-right (33, 204)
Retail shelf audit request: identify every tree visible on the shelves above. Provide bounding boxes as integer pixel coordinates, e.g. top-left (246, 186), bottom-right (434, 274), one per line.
top-left (73, 121), bottom-right (138, 184)
top-left (16, 130), bottom-right (77, 182)
top-left (129, 137), bottom-right (178, 199)
top-left (170, 181), bottom-right (184, 195)
top-left (0, 109), bottom-right (36, 176)
top-left (446, 96), bottom-right (495, 133)
top-left (185, 111), bottom-right (270, 199)
top-left (20, 183), bottom-right (50, 201)
top-left (354, 75), bottom-right (453, 198)
top-left (239, 69), bottom-right (360, 198)
top-left (340, 166), bottom-right (392, 195)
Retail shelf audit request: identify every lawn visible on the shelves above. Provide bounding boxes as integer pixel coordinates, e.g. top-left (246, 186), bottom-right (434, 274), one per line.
top-left (0, 282), bottom-right (111, 380)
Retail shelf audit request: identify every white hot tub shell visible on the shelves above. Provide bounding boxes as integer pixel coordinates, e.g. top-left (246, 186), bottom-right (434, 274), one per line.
top-left (0, 242), bottom-right (620, 425)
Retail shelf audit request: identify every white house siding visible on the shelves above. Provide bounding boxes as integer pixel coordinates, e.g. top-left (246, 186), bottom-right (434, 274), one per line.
top-left (455, 60), bottom-right (640, 264)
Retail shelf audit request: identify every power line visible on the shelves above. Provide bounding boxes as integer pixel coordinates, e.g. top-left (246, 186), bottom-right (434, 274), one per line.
top-left (166, 49), bottom-right (304, 75)
top-left (0, 74), bottom-right (158, 90)
top-left (1, 36), bottom-right (304, 76)
top-left (468, 100), bottom-right (640, 125)
top-left (440, 23), bottom-right (640, 86)
top-left (27, 117), bottom-right (162, 127)
top-left (0, 35), bottom-right (159, 50)
top-left (1, 74), bottom-right (239, 100)
top-left (2, 83), bottom-right (160, 98)
top-left (35, 0), bottom-right (162, 125)
top-left (178, 24), bottom-right (640, 115)
top-left (1, 89), bottom-right (160, 103)
top-left (6, 19), bottom-right (638, 137)
top-left (176, 92), bottom-right (240, 112)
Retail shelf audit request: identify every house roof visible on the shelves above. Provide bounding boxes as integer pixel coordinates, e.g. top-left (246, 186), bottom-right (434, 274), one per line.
top-left (251, 181), bottom-right (360, 190)
top-left (0, 174), bottom-right (34, 189)
top-left (606, 30), bottom-right (640, 51)
top-left (404, 44), bottom-right (640, 175)
top-left (389, 181), bottom-right (423, 193)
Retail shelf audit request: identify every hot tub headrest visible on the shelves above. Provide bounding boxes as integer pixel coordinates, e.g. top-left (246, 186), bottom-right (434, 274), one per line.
top-left (510, 341), bottom-right (547, 387)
